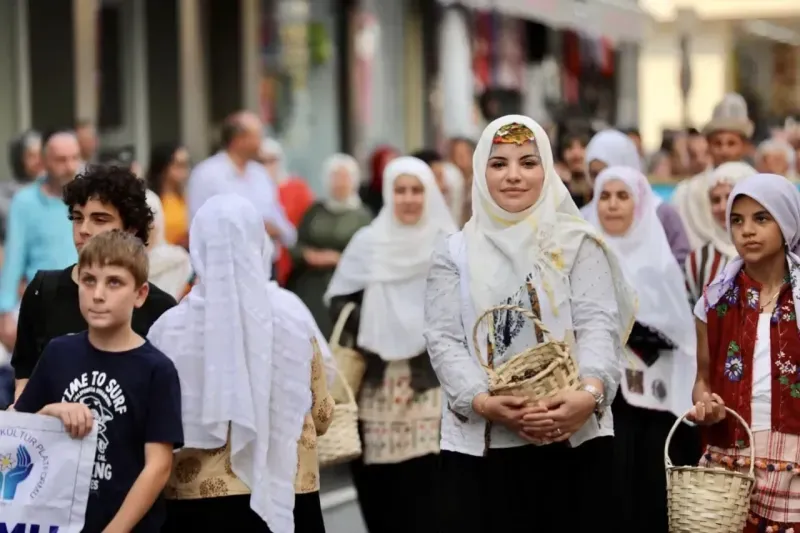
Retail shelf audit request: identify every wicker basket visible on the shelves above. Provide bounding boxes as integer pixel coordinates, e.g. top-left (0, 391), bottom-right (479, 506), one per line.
top-left (665, 407), bottom-right (755, 533)
top-left (317, 362), bottom-right (362, 467)
top-left (328, 302), bottom-right (366, 405)
top-left (471, 304), bottom-right (580, 401)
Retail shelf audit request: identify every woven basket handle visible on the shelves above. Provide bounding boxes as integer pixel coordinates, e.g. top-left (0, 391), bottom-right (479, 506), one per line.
top-left (470, 304), bottom-right (555, 371)
top-left (330, 358), bottom-right (357, 406)
top-left (664, 406), bottom-right (755, 478)
top-left (330, 302), bottom-right (356, 349)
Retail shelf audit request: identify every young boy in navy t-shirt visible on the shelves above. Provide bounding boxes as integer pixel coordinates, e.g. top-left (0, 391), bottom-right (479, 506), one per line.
top-left (14, 230), bottom-right (184, 532)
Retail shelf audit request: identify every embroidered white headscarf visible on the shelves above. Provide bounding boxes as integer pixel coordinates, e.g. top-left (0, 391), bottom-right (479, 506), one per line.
top-left (465, 115), bottom-right (636, 336)
top-left (148, 194), bottom-right (312, 533)
top-left (586, 166), bottom-right (696, 416)
top-left (145, 190), bottom-right (192, 299)
top-left (700, 173), bottom-right (800, 330)
top-left (322, 153), bottom-right (363, 213)
top-left (704, 162), bottom-right (757, 258)
top-left (325, 156), bottom-right (457, 360)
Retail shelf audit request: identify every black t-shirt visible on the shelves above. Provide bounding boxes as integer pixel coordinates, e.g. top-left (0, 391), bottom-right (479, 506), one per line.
top-left (11, 265), bottom-right (176, 379)
top-left (14, 332), bottom-right (184, 533)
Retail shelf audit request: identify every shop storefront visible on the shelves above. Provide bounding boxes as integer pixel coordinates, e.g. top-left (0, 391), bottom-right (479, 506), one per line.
top-left (434, 0), bottom-right (649, 145)
top-left (259, 0), bottom-right (345, 193)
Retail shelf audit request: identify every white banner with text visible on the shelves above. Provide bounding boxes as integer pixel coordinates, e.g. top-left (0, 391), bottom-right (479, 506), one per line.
top-left (0, 411), bottom-right (97, 533)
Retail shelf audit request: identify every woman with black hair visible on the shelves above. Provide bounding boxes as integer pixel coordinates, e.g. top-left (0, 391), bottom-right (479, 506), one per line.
top-left (146, 144), bottom-right (191, 247)
top-left (555, 126), bottom-right (592, 207)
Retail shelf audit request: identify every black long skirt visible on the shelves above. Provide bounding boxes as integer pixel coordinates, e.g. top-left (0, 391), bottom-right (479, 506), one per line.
top-left (612, 393), bottom-right (701, 533)
top-left (439, 436), bottom-right (614, 532)
top-left (162, 491), bottom-right (326, 533)
top-left (350, 453), bottom-right (440, 533)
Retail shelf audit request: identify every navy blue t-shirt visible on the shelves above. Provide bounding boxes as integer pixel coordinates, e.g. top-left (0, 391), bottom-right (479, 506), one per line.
top-left (15, 332), bottom-right (184, 533)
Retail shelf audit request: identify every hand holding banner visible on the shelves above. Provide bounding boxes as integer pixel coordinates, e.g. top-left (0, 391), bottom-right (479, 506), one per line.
top-left (0, 411), bottom-right (97, 533)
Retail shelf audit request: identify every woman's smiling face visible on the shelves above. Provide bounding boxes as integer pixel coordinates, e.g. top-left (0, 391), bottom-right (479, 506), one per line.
top-left (485, 141), bottom-right (544, 213)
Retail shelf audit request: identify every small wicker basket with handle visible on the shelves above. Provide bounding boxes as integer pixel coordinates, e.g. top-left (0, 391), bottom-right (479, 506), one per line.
top-left (665, 407), bottom-right (755, 533)
top-left (328, 302), bottom-right (366, 405)
top-left (471, 304), bottom-right (580, 401)
top-left (317, 362), bottom-right (362, 467)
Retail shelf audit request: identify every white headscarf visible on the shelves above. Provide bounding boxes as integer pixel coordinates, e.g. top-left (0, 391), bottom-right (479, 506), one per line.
top-left (580, 129), bottom-right (645, 219)
top-left (260, 138), bottom-right (288, 184)
top-left (325, 156), bottom-right (457, 360)
top-left (464, 115), bottom-right (636, 339)
top-left (703, 162), bottom-right (757, 257)
top-left (322, 153), bottom-right (363, 213)
top-left (145, 190), bottom-right (192, 299)
top-left (586, 166), bottom-right (696, 415)
top-left (584, 129), bottom-right (643, 173)
top-left (442, 161), bottom-right (465, 225)
top-left (148, 194), bottom-right (312, 533)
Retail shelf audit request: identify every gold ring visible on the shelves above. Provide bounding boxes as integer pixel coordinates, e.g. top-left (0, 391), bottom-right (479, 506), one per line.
top-left (556, 428), bottom-right (562, 435)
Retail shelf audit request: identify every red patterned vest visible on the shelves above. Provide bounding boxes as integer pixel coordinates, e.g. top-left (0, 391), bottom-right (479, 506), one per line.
top-left (705, 270), bottom-right (800, 448)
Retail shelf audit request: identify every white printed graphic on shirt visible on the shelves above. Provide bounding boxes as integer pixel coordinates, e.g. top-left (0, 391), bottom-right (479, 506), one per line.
top-left (61, 371), bottom-right (128, 491)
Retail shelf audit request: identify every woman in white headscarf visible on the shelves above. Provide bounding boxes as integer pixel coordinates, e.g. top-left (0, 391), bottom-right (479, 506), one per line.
top-left (287, 154), bottom-right (373, 338)
top-left (145, 191), bottom-right (192, 300)
top-left (684, 162), bottom-right (757, 305)
top-left (585, 166), bottom-right (698, 533)
top-left (324, 156), bottom-right (456, 533)
top-left (424, 115), bottom-right (637, 532)
top-left (150, 194), bottom-right (334, 533)
top-left (581, 129), bottom-right (692, 264)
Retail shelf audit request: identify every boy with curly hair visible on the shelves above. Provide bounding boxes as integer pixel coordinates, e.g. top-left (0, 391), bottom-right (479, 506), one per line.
top-left (11, 165), bottom-right (177, 400)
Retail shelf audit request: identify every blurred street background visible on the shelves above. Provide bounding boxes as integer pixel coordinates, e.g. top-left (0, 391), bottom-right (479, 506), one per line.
top-left (1, 0), bottom-right (800, 531)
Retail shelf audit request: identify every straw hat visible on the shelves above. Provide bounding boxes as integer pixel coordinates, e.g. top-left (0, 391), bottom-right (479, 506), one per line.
top-left (702, 93), bottom-right (754, 139)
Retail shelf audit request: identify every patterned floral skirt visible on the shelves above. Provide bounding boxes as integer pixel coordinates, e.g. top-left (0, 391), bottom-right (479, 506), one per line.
top-left (358, 359), bottom-right (441, 465)
top-left (700, 431), bottom-right (800, 532)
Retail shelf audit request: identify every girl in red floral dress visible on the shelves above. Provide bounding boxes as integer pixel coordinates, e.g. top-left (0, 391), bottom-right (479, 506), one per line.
top-left (692, 173), bottom-right (800, 532)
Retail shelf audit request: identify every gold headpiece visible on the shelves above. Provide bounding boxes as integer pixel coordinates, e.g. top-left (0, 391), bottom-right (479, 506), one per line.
top-left (492, 123), bottom-right (535, 145)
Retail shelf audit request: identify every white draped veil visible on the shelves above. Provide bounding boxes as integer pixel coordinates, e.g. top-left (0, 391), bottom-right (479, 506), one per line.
top-left (324, 156), bottom-right (457, 361)
top-left (148, 194), bottom-right (312, 533)
top-left (585, 166), bottom-right (697, 416)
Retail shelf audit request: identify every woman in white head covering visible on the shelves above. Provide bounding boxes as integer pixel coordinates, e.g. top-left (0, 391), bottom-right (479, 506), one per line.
top-left (581, 129), bottom-right (692, 264)
top-left (424, 115), bottom-right (637, 532)
top-left (145, 190), bottom-right (192, 300)
top-left (324, 156), bottom-right (456, 533)
top-left (691, 174), bottom-right (800, 533)
top-left (586, 166), bottom-right (698, 533)
top-left (149, 194), bottom-right (333, 533)
top-left (684, 162), bottom-right (757, 305)
top-left (287, 153), bottom-right (372, 338)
